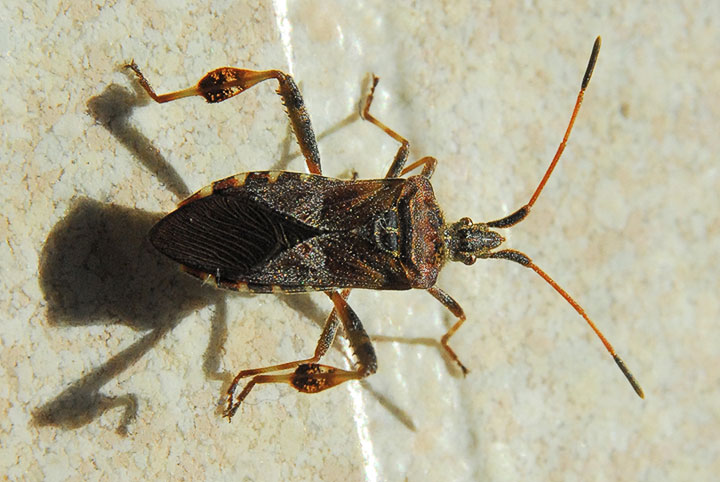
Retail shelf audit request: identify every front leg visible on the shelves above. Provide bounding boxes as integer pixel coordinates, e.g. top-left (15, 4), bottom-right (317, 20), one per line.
top-left (126, 63), bottom-right (323, 175)
top-left (427, 286), bottom-right (469, 375)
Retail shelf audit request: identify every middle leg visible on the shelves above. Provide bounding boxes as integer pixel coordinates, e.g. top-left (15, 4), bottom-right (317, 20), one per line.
top-left (361, 75), bottom-right (410, 178)
top-left (362, 76), bottom-right (438, 179)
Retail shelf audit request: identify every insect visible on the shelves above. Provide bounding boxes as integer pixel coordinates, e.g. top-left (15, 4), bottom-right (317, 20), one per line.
top-left (127, 36), bottom-right (643, 421)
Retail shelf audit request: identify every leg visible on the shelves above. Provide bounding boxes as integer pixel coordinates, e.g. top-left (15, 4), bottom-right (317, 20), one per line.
top-left (223, 290), bottom-right (378, 420)
top-left (361, 75), bottom-right (410, 178)
top-left (290, 291), bottom-right (377, 392)
top-left (126, 63), bottom-right (323, 175)
top-left (362, 76), bottom-right (439, 179)
top-left (427, 286), bottom-right (469, 375)
top-left (400, 156), bottom-right (438, 178)
top-left (223, 289), bottom-right (348, 420)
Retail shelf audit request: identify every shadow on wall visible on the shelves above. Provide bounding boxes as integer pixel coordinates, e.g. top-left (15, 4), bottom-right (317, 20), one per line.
top-left (33, 80), bottom-right (225, 434)
top-left (35, 197), bottom-right (227, 434)
top-left (34, 73), bottom-right (423, 434)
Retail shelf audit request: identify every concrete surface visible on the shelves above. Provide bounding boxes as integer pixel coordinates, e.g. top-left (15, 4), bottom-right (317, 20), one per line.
top-left (2, 1), bottom-right (718, 480)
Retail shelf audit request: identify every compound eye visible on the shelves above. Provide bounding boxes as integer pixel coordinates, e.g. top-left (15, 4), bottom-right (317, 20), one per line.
top-left (462, 254), bottom-right (477, 266)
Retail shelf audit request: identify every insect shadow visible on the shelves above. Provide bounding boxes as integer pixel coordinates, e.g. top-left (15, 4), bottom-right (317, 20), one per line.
top-left (34, 197), bottom-right (224, 434)
top-left (34, 76), bottom-right (417, 433)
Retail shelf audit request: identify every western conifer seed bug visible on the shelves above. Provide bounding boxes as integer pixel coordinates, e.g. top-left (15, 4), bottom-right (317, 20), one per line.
top-left (127, 36), bottom-right (643, 421)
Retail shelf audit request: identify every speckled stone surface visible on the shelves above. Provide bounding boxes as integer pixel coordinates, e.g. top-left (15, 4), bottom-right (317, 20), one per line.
top-left (2, 1), bottom-right (718, 480)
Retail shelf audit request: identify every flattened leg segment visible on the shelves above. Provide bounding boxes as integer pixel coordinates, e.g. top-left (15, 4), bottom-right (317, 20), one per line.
top-left (289, 292), bottom-right (378, 395)
top-left (325, 290), bottom-right (378, 378)
top-left (223, 290), bottom-right (379, 420)
top-left (126, 64), bottom-right (323, 175)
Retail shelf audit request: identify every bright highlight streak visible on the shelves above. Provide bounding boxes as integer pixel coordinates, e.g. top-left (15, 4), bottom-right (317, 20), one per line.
top-left (272, 0), bottom-right (295, 75)
top-left (348, 378), bottom-right (380, 482)
top-left (271, 6), bottom-right (377, 477)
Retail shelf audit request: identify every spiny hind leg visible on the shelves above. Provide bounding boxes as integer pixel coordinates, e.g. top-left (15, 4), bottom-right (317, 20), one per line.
top-left (290, 292), bottom-right (377, 395)
top-left (223, 290), bottom-right (379, 420)
top-left (126, 63), bottom-right (323, 175)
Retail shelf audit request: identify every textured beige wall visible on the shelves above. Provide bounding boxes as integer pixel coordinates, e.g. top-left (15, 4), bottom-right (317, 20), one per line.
top-left (2, 1), bottom-right (718, 480)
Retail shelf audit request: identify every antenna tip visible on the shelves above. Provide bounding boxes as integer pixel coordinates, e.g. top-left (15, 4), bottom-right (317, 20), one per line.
top-left (582, 36), bottom-right (602, 89)
top-left (613, 354), bottom-right (645, 399)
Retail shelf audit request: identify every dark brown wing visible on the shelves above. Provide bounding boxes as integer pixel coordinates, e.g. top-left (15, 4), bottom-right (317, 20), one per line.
top-left (150, 171), bottom-right (412, 291)
top-left (150, 193), bottom-right (322, 279)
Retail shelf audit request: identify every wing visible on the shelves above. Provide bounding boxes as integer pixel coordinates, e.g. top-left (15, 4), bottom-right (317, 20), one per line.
top-left (150, 192), bottom-right (322, 277)
top-left (150, 171), bottom-right (412, 291)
